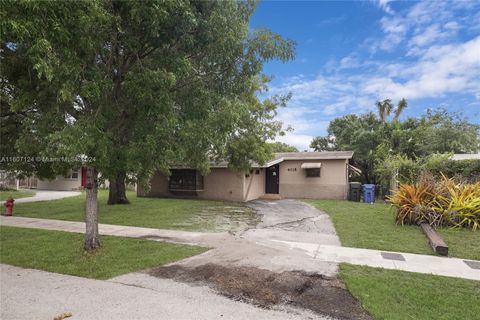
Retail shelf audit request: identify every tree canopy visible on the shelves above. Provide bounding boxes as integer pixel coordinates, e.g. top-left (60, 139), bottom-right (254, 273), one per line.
top-left (1, 0), bottom-right (295, 249)
top-left (267, 142), bottom-right (299, 153)
top-left (1, 0), bottom-right (295, 200)
top-left (310, 105), bottom-right (480, 184)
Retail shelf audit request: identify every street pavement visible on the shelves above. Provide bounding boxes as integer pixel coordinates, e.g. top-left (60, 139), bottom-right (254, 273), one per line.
top-left (1, 264), bottom-right (329, 320)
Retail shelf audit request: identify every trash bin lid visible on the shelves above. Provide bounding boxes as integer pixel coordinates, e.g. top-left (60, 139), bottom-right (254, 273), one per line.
top-left (362, 184), bottom-right (376, 190)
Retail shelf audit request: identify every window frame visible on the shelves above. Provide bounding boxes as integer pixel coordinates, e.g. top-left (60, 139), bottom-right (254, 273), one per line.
top-left (168, 169), bottom-right (204, 191)
top-left (66, 169), bottom-right (79, 180)
top-left (305, 168), bottom-right (321, 178)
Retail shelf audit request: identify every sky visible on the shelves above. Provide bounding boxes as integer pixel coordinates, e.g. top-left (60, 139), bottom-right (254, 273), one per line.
top-left (250, 0), bottom-right (480, 151)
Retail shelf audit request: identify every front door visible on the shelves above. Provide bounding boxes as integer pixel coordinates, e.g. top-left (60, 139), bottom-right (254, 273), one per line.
top-left (265, 164), bottom-right (279, 194)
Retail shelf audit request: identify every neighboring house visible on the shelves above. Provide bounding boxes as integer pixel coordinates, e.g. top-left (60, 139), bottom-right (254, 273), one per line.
top-left (37, 168), bottom-right (85, 191)
top-left (138, 151), bottom-right (354, 202)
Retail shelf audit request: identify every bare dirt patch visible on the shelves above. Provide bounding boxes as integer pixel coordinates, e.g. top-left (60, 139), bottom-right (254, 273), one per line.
top-left (149, 263), bottom-right (371, 320)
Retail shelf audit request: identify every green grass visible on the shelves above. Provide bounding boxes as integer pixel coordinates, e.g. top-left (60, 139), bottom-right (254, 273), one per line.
top-left (13, 190), bottom-right (259, 232)
top-left (437, 228), bottom-right (480, 260)
top-left (0, 189), bottom-right (35, 201)
top-left (306, 200), bottom-right (480, 260)
top-left (0, 226), bottom-right (207, 279)
top-left (340, 264), bottom-right (480, 320)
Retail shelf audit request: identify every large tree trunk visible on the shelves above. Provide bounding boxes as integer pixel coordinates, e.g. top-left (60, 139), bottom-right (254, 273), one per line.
top-left (84, 167), bottom-right (100, 251)
top-left (108, 171), bottom-right (130, 205)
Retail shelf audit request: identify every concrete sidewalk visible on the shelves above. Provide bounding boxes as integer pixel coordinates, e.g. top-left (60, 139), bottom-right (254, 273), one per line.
top-left (0, 215), bottom-right (219, 246)
top-left (2, 215), bottom-right (479, 281)
top-left (272, 240), bottom-right (480, 281)
top-left (0, 215), bottom-right (340, 277)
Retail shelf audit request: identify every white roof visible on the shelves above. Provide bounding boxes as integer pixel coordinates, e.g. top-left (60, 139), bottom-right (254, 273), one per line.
top-left (450, 153), bottom-right (480, 161)
top-left (210, 151), bottom-right (354, 168)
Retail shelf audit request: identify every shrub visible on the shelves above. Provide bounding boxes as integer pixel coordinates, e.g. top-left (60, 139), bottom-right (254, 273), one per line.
top-left (425, 156), bottom-right (480, 183)
top-left (376, 154), bottom-right (480, 188)
top-left (388, 176), bottom-right (480, 230)
top-left (388, 179), bottom-right (439, 226)
top-left (432, 178), bottom-right (480, 230)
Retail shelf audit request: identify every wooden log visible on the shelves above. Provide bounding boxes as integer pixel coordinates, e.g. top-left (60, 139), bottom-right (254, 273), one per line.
top-left (421, 223), bottom-right (448, 256)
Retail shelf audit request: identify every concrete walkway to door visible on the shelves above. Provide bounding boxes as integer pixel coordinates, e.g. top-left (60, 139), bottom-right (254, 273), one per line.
top-left (1, 200), bottom-right (479, 281)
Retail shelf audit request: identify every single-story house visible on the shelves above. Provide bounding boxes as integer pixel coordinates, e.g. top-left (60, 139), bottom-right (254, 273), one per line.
top-left (37, 168), bottom-right (85, 191)
top-left (138, 151), bottom-right (354, 202)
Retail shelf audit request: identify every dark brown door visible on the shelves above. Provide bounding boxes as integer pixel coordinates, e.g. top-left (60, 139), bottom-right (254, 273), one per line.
top-left (265, 164), bottom-right (279, 194)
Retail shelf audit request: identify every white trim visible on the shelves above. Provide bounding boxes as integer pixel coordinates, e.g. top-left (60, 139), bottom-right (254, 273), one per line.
top-left (264, 155), bottom-right (352, 168)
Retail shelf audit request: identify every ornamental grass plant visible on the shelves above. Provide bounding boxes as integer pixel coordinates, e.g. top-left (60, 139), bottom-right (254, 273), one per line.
top-left (388, 174), bottom-right (480, 230)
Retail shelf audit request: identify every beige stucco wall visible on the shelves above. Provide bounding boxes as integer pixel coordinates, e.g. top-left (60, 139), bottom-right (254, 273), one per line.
top-left (201, 168), bottom-right (245, 201)
top-left (138, 168), bottom-right (246, 202)
top-left (278, 159), bottom-right (348, 199)
top-left (37, 170), bottom-right (82, 191)
top-left (244, 168), bottom-right (265, 201)
top-left (139, 159), bottom-right (349, 202)
top-left (138, 172), bottom-right (170, 197)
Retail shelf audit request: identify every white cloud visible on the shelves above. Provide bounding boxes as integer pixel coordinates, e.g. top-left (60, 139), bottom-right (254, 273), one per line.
top-left (275, 133), bottom-right (314, 152)
top-left (272, 106), bottom-right (329, 151)
top-left (275, 106), bottom-right (318, 132)
top-left (380, 16), bottom-right (406, 34)
top-left (270, 75), bottom-right (357, 112)
top-left (375, 0), bottom-right (394, 15)
top-left (407, 24), bottom-right (459, 55)
top-left (409, 25), bottom-right (443, 47)
top-left (269, 35), bottom-right (480, 135)
top-left (371, 0), bottom-right (475, 54)
top-left (364, 36), bottom-right (480, 100)
top-left (367, 17), bottom-right (407, 53)
top-left (444, 21), bottom-right (460, 31)
top-left (266, 0), bottom-right (480, 144)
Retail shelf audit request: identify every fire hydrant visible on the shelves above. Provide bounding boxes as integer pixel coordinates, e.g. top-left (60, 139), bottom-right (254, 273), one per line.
top-left (4, 197), bottom-right (14, 216)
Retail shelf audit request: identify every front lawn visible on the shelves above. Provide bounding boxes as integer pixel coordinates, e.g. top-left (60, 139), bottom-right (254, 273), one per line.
top-left (340, 264), bottom-right (480, 320)
top-left (306, 200), bottom-right (480, 260)
top-left (0, 226), bottom-right (207, 279)
top-left (0, 189), bottom-right (36, 201)
top-left (13, 190), bottom-right (259, 232)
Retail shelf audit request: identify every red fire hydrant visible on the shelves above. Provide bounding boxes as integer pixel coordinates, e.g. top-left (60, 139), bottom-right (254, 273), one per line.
top-left (4, 197), bottom-right (14, 216)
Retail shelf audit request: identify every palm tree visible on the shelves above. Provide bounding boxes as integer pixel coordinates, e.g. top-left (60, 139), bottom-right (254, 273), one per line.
top-left (376, 99), bottom-right (393, 123)
top-left (393, 98), bottom-right (408, 121)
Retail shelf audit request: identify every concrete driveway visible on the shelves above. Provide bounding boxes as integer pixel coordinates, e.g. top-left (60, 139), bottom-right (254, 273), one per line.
top-left (1, 199), bottom-right (346, 320)
top-left (3, 198), bottom-right (341, 276)
top-left (13, 190), bottom-right (81, 203)
top-left (156, 199), bottom-right (341, 277)
top-left (106, 199), bottom-right (353, 319)
top-left (246, 199), bottom-right (340, 245)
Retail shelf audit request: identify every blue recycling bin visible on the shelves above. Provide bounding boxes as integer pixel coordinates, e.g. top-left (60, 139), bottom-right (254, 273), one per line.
top-left (362, 184), bottom-right (376, 203)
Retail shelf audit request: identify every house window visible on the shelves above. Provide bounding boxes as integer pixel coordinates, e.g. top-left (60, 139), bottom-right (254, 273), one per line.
top-left (305, 168), bottom-right (321, 178)
top-left (67, 170), bottom-right (79, 180)
top-left (169, 169), bottom-right (204, 191)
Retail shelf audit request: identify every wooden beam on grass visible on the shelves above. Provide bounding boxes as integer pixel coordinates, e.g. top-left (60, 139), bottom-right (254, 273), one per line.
top-left (421, 223), bottom-right (448, 256)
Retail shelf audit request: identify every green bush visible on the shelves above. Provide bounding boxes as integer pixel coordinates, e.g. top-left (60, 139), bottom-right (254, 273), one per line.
top-left (377, 154), bottom-right (480, 185)
top-left (425, 157), bottom-right (480, 182)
